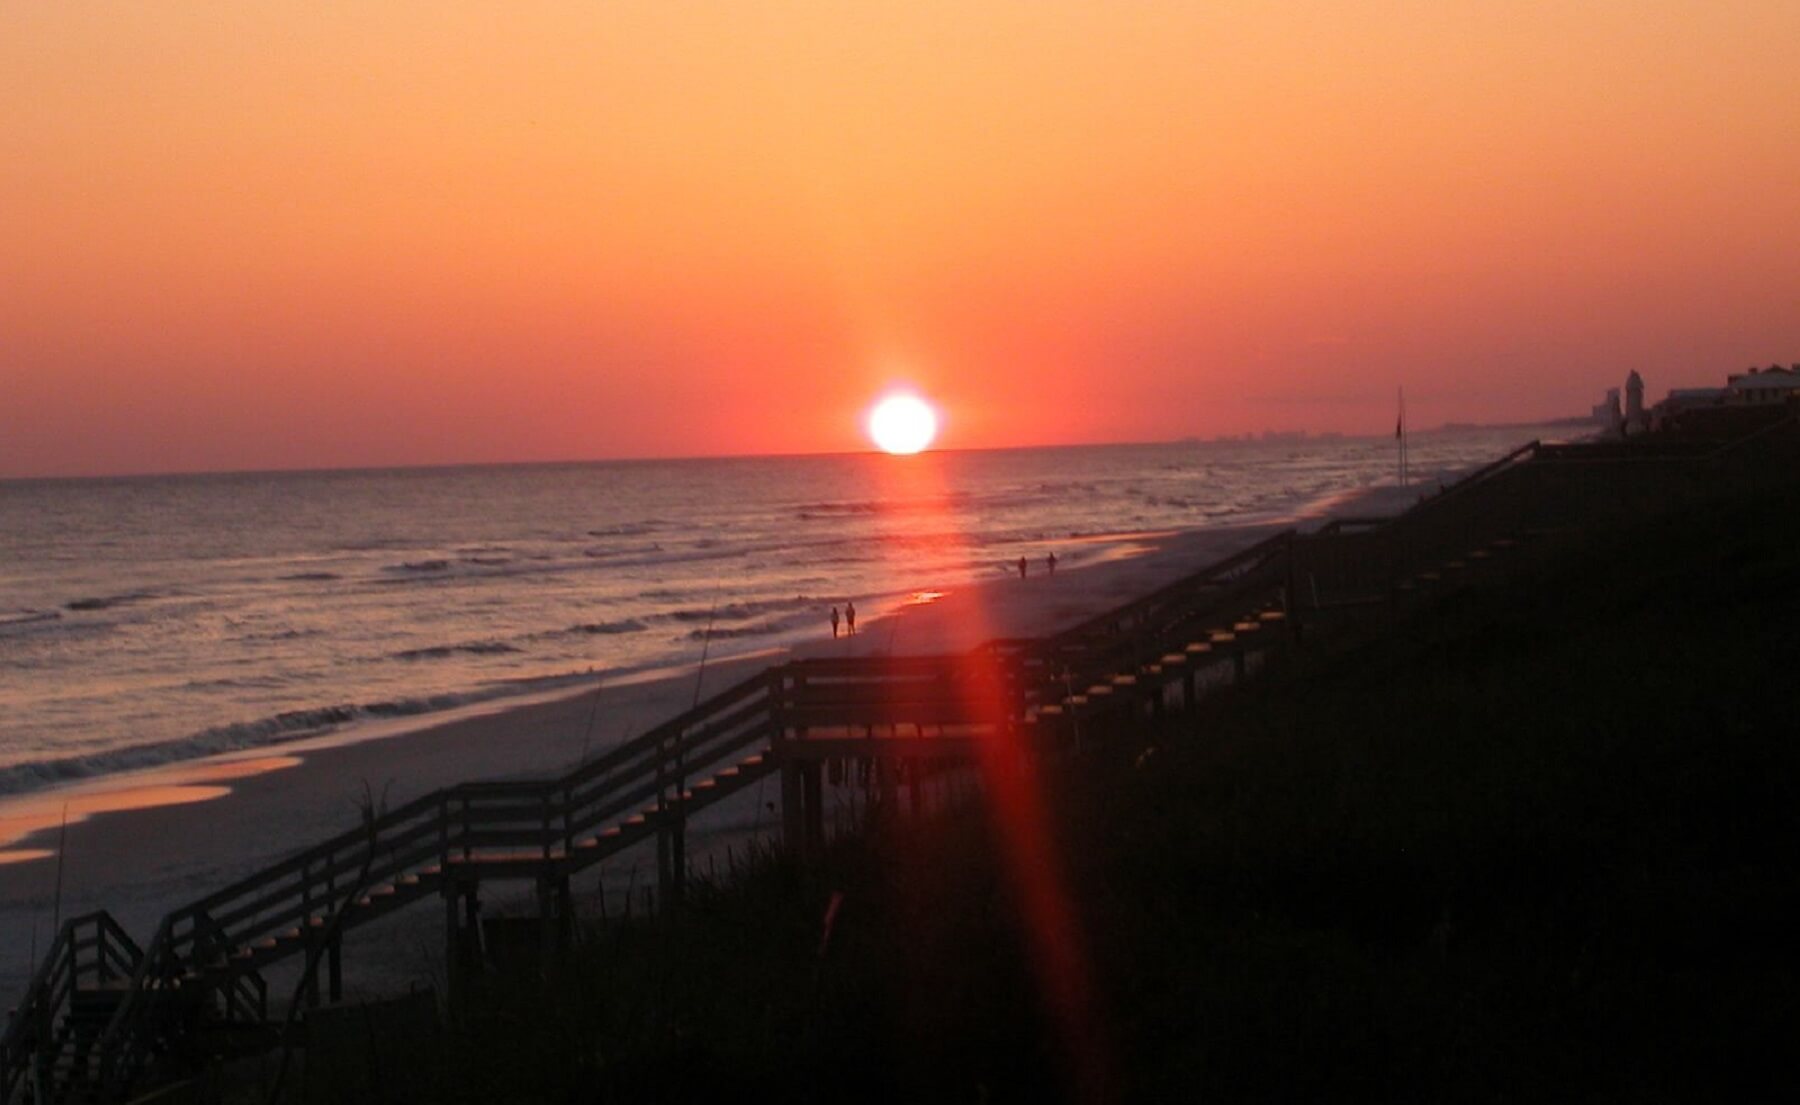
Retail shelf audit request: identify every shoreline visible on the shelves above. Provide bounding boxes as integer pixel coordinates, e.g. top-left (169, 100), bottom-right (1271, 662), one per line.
top-left (0, 470), bottom-right (1448, 999)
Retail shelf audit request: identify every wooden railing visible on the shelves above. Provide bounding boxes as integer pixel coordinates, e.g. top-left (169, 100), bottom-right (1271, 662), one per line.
top-left (0, 912), bottom-right (140, 1104)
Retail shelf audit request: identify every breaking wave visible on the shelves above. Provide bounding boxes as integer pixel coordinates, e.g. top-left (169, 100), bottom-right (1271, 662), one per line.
top-left (561, 619), bottom-right (648, 636)
top-left (64, 590), bottom-right (163, 612)
top-left (393, 641), bottom-right (523, 661)
top-left (0, 679), bottom-right (597, 798)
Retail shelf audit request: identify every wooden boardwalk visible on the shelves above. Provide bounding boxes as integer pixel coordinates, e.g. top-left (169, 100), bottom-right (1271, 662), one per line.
top-left (4, 417), bottom-right (1793, 1104)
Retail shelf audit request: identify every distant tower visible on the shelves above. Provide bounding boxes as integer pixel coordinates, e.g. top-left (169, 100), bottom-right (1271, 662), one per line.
top-left (1599, 388), bottom-right (1623, 438)
top-left (1624, 371), bottom-right (1646, 435)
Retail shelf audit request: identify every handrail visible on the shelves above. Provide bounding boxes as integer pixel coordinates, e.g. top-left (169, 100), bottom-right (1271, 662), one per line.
top-left (1396, 438), bottom-right (1539, 514)
top-left (1046, 529), bottom-right (1296, 650)
top-left (0, 911), bottom-right (142, 1103)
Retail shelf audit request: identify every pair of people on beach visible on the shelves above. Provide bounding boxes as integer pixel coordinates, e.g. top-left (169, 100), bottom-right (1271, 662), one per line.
top-left (830, 602), bottom-right (856, 638)
top-left (1017, 552), bottom-right (1057, 579)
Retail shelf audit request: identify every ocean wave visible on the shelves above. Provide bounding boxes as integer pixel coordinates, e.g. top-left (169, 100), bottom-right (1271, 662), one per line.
top-left (180, 674), bottom-right (294, 692)
top-left (587, 520), bottom-right (665, 537)
top-left (562, 619), bottom-right (648, 636)
top-left (383, 559), bottom-right (451, 574)
top-left (373, 542), bottom-right (762, 588)
top-left (64, 589), bottom-right (163, 612)
top-left (393, 641), bottom-right (523, 661)
top-left (682, 620), bottom-right (793, 641)
top-left (280, 571), bottom-right (341, 582)
top-left (0, 706), bottom-right (360, 796)
top-left (0, 609), bottom-right (62, 628)
top-left (660, 595), bottom-right (818, 624)
top-left (583, 543), bottom-right (661, 560)
top-left (794, 491), bottom-right (973, 519)
top-left (230, 626), bottom-right (324, 644)
top-left (0, 681), bottom-right (588, 798)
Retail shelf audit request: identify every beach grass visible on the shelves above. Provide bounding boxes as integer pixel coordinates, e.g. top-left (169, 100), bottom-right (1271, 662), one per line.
top-left (420, 484), bottom-right (1800, 1103)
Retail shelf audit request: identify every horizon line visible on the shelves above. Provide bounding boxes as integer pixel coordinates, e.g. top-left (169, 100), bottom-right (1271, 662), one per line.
top-left (0, 416), bottom-right (1581, 484)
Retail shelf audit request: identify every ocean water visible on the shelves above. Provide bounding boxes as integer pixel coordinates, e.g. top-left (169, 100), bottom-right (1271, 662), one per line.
top-left (0, 429), bottom-right (1552, 795)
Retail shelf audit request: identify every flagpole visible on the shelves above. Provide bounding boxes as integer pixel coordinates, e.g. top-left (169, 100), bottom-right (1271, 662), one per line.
top-left (1396, 386), bottom-right (1406, 487)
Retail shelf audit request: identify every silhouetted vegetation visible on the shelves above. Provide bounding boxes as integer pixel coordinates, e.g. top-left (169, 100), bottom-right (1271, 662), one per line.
top-left (445, 486), bottom-right (1800, 1103)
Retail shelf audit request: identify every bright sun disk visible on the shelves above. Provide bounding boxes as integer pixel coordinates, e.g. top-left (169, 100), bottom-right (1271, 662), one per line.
top-left (867, 394), bottom-right (939, 455)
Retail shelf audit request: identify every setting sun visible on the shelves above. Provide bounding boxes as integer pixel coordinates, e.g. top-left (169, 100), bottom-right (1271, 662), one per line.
top-left (867, 394), bottom-right (939, 455)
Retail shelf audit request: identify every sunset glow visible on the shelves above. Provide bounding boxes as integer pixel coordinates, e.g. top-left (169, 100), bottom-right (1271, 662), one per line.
top-left (1, 2), bottom-right (1796, 477)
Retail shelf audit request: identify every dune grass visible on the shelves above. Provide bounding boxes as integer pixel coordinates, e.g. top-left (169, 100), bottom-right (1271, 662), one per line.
top-left (444, 485), bottom-right (1800, 1103)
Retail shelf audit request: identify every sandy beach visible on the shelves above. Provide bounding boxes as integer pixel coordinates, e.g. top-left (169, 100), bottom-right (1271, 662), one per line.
top-left (0, 480), bottom-right (1431, 1002)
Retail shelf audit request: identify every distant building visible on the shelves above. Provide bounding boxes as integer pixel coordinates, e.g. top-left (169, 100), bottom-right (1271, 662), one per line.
top-left (1648, 361), bottom-right (1800, 435)
top-left (1725, 365), bottom-right (1800, 405)
top-left (1591, 388), bottom-right (1623, 436)
top-left (1624, 371), bottom-right (1647, 435)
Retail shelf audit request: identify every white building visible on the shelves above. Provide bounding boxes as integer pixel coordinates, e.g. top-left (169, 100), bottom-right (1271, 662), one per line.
top-left (1725, 365), bottom-right (1800, 404)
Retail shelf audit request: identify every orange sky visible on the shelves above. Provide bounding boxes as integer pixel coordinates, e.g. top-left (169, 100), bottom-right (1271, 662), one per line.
top-left (3, 1), bottom-right (1797, 476)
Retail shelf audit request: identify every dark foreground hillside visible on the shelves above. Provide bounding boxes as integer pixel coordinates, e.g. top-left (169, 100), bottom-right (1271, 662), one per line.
top-left (448, 485), bottom-right (1800, 1104)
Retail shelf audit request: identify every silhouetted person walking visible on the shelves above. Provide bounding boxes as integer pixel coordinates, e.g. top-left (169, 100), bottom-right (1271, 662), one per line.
top-left (1018, 555), bottom-right (1028, 580)
top-left (830, 606), bottom-right (840, 638)
top-left (845, 601), bottom-right (857, 635)
top-left (1047, 551), bottom-right (1057, 576)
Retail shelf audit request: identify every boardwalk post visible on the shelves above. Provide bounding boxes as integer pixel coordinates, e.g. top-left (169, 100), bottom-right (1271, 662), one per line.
top-left (877, 755), bottom-right (898, 820)
top-left (538, 876), bottom-right (555, 968)
top-left (327, 933), bottom-right (342, 1004)
top-left (801, 762), bottom-right (824, 857)
top-left (669, 731), bottom-right (687, 914)
top-left (654, 720), bottom-right (671, 914)
top-left (780, 764), bottom-right (804, 855)
top-left (556, 875), bottom-right (573, 953)
top-left (443, 880), bottom-right (460, 1013)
